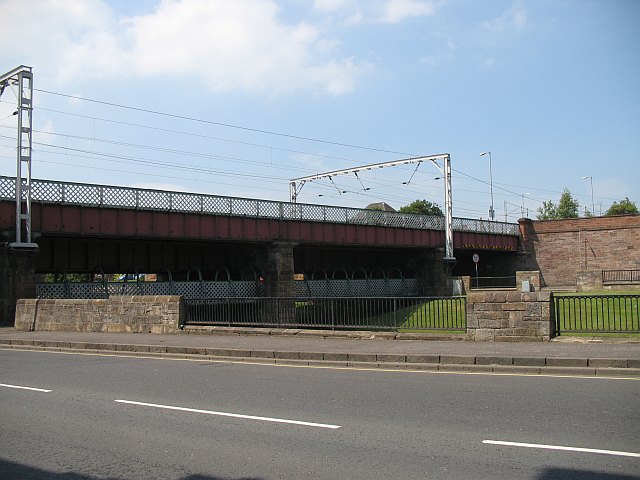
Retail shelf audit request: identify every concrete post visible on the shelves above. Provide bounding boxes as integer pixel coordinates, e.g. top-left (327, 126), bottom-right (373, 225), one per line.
top-left (0, 244), bottom-right (38, 325)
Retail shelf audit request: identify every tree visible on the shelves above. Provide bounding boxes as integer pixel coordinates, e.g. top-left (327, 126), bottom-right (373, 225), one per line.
top-left (556, 188), bottom-right (579, 218)
top-left (606, 197), bottom-right (638, 216)
top-left (536, 200), bottom-right (558, 220)
top-left (536, 188), bottom-right (579, 220)
top-left (399, 199), bottom-right (444, 216)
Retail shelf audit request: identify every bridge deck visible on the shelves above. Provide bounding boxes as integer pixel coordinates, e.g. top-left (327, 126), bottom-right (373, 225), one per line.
top-left (1, 176), bottom-right (519, 237)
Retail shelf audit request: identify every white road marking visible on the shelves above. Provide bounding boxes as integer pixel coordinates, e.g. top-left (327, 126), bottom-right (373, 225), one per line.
top-left (114, 399), bottom-right (341, 430)
top-left (483, 440), bottom-right (640, 458)
top-left (0, 383), bottom-right (52, 393)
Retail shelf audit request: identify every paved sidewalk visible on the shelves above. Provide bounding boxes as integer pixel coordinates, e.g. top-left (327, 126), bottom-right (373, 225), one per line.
top-left (1, 327), bottom-right (639, 377)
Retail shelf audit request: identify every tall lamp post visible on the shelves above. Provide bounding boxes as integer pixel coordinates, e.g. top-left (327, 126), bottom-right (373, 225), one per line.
top-left (581, 175), bottom-right (594, 215)
top-left (521, 192), bottom-right (530, 218)
top-left (479, 151), bottom-right (495, 221)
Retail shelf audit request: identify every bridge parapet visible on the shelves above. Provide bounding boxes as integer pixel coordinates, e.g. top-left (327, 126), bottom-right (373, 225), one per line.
top-left (0, 176), bottom-right (519, 236)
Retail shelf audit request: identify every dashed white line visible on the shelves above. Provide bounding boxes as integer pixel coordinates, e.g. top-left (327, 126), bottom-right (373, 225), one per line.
top-left (483, 440), bottom-right (640, 458)
top-left (0, 383), bottom-right (52, 393)
top-left (114, 399), bottom-right (341, 430)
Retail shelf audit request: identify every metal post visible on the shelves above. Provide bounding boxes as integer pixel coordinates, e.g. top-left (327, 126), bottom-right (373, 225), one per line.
top-left (1, 66), bottom-right (37, 248)
top-left (488, 152), bottom-right (494, 221)
top-left (443, 154), bottom-right (455, 262)
top-left (480, 151), bottom-right (495, 221)
top-left (289, 181), bottom-right (297, 203)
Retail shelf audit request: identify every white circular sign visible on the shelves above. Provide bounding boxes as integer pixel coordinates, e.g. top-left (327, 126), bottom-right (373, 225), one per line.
top-left (472, 253), bottom-right (480, 263)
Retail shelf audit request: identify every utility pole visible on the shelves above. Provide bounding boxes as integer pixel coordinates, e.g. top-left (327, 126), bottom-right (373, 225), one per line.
top-left (0, 65), bottom-right (37, 248)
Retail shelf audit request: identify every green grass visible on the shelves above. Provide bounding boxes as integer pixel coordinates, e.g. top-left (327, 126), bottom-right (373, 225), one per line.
top-left (367, 299), bottom-right (466, 333)
top-left (401, 299), bottom-right (466, 332)
top-left (295, 299), bottom-right (466, 333)
top-left (553, 292), bottom-right (639, 336)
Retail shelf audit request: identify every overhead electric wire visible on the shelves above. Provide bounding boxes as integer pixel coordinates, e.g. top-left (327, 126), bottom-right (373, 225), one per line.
top-left (28, 158), bottom-right (291, 196)
top-left (26, 92), bottom-right (564, 205)
top-left (26, 128), bottom-right (326, 176)
top-left (33, 141), bottom-right (290, 182)
top-left (35, 88), bottom-right (414, 157)
top-left (11, 89), bottom-right (618, 217)
top-left (33, 105), bottom-right (363, 165)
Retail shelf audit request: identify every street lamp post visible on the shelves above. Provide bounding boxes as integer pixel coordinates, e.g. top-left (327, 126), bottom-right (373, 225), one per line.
top-left (581, 176), bottom-right (594, 215)
top-left (479, 151), bottom-right (495, 221)
top-left (521, 192), bottom-right (530, 218)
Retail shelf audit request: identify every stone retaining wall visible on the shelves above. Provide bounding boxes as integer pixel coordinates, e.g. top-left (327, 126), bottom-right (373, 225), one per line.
top-left (466, 290), bottom-right (553, 341)
top-left (14, 296), bottom-right (183, 334)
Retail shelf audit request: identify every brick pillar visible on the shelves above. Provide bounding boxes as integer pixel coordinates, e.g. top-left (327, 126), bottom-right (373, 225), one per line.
top-left (0, 245), bottom-right (38, 325)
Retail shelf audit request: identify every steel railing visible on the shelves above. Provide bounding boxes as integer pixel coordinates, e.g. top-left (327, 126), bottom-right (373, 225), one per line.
top-left (553, 294), bottom-right (640, 335)
top-left (602, 270), bottom-right (640, 284)
top-left (185, 296), bottom-right (466, 331)
top-left (0, 176), bottom-right (519, 236)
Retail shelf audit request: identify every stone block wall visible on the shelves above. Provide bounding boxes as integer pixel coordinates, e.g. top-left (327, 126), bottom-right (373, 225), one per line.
top-left (519, 215), bottom-right (639, 288)
top-left (516, 271), bottom-right (541, 291)
top-left (15, 296), bottom-right (183, 333)
top-left (576, 270), bottom-right (603, 292)
top-left (466, 290), bottom-right (553, 341)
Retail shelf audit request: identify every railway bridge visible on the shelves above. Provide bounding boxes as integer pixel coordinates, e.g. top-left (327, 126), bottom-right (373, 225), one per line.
top-left (0, 176), bottom-right (522, 324)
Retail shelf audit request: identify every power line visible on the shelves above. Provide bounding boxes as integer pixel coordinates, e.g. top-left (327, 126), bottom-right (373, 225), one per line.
top-left (35, 89), bottom-right (415, 157)
top-left (32, 105), bottom-right (365, 166)
top-left (32, 141), bottom-right (291, 182)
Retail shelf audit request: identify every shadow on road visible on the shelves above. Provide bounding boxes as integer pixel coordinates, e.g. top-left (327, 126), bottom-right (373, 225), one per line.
top-left (537, 468), bottom-right (640, 480)
top-left (0, 458), bottom-right (264, 480)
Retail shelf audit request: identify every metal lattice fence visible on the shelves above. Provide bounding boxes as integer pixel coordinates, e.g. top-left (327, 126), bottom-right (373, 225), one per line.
top-left (36, 280), bottom-right (263, 300)
top-left (1, 176), bottom-right (519, 236)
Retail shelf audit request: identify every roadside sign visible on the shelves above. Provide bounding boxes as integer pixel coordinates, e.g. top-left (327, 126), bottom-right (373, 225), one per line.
top-left (473, 253), bottom-right (480, 263)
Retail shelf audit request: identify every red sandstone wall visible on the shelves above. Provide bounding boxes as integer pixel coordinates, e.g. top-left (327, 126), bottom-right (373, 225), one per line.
top-left (519, 215), bottom-right (640, 288)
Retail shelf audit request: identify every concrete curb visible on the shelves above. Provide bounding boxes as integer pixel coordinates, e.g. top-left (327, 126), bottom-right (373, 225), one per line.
top-left (1, 338), bottom-right (638, 378)
top-left (180, 325), bottom-right (467, 341)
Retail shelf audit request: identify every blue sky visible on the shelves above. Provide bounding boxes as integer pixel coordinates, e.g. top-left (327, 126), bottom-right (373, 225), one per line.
top-left (0, 0), bottom-right (638, 221)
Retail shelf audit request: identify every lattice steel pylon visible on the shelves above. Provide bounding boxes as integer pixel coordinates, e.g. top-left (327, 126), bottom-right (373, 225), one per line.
top-left (0, 65), bottom-right (37, 248)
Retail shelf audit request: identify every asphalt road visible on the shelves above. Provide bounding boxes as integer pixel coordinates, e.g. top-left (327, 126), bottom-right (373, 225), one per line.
top-left (0, 349), bottom-right (638, 480)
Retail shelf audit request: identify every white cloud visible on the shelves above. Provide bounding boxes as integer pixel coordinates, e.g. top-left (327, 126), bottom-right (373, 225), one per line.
top-left (379, 0), bottom-right (436, 24)
top-left (481, 0), bottom-right (528, 34)
top-left (313, 0), bottom-right (350, 13)
top-left (39, 120), bottom-right (57, 136)
top-left (291, 152), bottom-right (327, 172)
top-left (0, 0), bottom-right (369, 96)
top-left (312, 0), bottom-right (436, 24)
top-left (420, 53), bottom-right (454, 66)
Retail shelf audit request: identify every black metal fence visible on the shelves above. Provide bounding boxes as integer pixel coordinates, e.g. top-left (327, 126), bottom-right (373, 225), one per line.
top-left (602, 269), bottom-right (640, 284)
top-left (553, 294), bottom-right (640, 335)
top-left (185, 296), bottom-right (466, 331)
